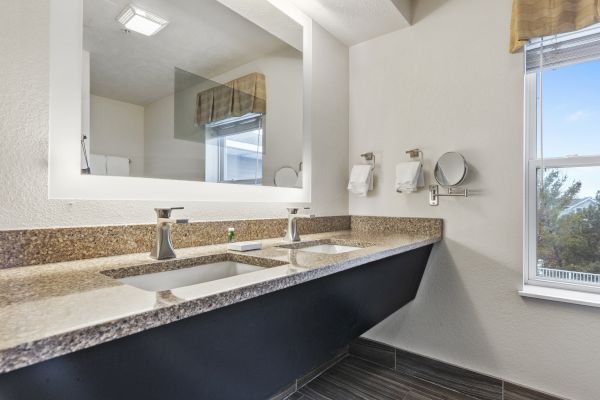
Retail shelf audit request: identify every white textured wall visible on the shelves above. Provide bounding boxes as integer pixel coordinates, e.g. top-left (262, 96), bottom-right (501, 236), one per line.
top-left (0, 0), bottom-right (348, 229)
top-left (90, 95), bottom-right (144, 177)
top-left (349, 1), bottom-right (600, 399)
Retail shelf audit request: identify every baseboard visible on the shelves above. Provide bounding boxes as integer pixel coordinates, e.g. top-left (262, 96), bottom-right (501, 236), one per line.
top-left (268, 347), bottom-right (349, 400)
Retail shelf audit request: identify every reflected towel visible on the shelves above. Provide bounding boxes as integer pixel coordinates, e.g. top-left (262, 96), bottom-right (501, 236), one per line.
top-left (395, 161), bottom-right (424, 193)
top-left (106, 155), bottom-right (130, 177)
top-left (90, 154), bottom-right (107, 176)
top-left (348, 164), bottom-right (374, 197)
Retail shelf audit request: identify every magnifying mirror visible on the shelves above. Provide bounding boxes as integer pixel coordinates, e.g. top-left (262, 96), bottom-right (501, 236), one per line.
top-left (434, 152), bottom-right (468, 187)
top-left (274, 167), bottom-right (298, 188)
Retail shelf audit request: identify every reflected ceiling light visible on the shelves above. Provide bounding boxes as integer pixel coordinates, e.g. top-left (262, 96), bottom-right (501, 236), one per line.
top-left (117, 4), bottom-right (169, 36)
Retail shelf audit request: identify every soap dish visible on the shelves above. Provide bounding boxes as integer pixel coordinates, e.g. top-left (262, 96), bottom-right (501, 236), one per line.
top-left (227, 241), bottom-right (262, 252)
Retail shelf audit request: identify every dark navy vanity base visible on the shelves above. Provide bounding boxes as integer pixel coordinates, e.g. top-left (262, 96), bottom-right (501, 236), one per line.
top-left (0, 245), bottom-right (432, 400)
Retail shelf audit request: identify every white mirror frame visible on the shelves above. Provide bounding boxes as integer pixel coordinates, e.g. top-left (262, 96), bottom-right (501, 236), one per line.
top-left (49, 0), bottom-right (312, 203)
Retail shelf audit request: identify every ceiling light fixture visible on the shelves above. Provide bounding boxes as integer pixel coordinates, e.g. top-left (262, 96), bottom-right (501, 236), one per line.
top-left (117, 4), bottom-right (169, 36)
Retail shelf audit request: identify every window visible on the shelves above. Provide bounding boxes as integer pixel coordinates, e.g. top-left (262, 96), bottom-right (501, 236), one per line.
top-left (524, 25), bottom-right (600, 293)
top-left (205, 114), bottom-right (263, 185)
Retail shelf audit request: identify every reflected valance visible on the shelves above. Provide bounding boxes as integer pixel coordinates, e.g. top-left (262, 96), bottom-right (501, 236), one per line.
top-left (196, 72), bottom-right (266, 125)
top-left (510, 0), bottom-right (600, 53)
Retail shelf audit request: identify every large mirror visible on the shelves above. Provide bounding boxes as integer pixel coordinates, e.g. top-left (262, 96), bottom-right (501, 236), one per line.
top-left (81, 0), bottom-right (303, 188)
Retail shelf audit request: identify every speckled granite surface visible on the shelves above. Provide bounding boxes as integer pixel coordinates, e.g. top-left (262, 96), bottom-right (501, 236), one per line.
top-left (0, 216), bottom-right (350, 270)
top-left (351, 216), bottom-right (443, 236)
top-left (0, 219), bottom-right (442, 374)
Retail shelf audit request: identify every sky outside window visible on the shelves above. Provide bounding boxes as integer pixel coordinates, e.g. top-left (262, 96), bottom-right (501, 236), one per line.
top-left (538, 59), bottom-right (600, 197)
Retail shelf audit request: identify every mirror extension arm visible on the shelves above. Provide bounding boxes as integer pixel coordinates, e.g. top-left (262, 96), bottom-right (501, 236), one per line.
top-left (429, 185), bottom-right (468, 206)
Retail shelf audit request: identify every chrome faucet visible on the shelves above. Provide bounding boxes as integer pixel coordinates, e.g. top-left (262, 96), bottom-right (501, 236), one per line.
top-left (283, 207), bottom-right (314, 242)
top-left (150, 207), bottom-right (189, 260)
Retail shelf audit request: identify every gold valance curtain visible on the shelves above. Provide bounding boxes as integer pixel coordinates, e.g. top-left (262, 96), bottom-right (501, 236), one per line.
top-left (510, 0), bottom-right (600, 53)
top-left (196, 72), bottom-right (266, 126)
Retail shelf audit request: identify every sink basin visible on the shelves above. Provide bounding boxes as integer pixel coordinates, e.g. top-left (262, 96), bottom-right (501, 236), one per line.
top-left (118, 261), bottom-right (265, 292)
top-left (299, 244), bottom-right (362, 254)
top-left (276, 238), bottom-right (372, 254)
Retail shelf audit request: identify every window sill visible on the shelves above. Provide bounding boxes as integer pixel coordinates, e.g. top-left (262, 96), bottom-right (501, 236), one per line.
top-left (519, 284), bottom-right (600, 308)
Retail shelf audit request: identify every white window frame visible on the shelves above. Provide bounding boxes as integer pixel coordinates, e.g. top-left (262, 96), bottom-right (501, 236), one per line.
top-left (523, 64), bottom-right (600, 295)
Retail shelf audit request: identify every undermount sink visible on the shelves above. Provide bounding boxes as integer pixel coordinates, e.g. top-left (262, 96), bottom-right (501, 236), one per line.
top-left (299, 244), bottom-right (362, 254)
top-left (276, 238), bottom-right (372, 255)
top-left (117, 261), bottom-right (265, 292)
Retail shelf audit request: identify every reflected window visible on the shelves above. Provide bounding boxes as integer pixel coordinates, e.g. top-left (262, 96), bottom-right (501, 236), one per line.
top-left (205, 114), bottom-right (263, 184)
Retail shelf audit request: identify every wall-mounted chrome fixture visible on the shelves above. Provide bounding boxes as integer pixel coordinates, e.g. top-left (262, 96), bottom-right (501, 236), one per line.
top-left (429, 152), bottom-right (469, 206)
top-left (360, 152), bottom-right (376, 166)
top-left (405, 148), bottom-right (423, 162)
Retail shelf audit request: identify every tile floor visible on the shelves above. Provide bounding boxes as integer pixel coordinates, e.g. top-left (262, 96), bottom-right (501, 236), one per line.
top-left (289, 356), bottom-right (478, 400)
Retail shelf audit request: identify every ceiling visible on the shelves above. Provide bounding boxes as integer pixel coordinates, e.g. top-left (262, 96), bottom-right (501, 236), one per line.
top-left (84, 0), bottom-right (300, 106)
top-left (286, 0), bottom-right (412, 46)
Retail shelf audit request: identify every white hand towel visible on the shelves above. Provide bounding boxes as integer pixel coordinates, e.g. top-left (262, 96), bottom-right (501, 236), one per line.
top-left (348, 164), bottom-right (374, 196)
top-left (395, 161), bottom-right (424, 193)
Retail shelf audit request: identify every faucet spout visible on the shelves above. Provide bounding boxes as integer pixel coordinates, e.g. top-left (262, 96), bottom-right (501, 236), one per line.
top-left (283, 207), bottom-right (314, 242)
top-left (151, 208), bottom-right (188, 260)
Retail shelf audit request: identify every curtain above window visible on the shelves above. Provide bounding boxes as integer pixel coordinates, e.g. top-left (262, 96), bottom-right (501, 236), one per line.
top-left (196, 72), bottom-right (266, 126)
top-left (510, 0), bottom-right (600, 53)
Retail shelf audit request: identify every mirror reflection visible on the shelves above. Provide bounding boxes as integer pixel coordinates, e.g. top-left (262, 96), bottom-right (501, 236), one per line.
top-left (434, 152), bottom-right (468, 187)
top-left (81, 0), bottom-right (303, 188)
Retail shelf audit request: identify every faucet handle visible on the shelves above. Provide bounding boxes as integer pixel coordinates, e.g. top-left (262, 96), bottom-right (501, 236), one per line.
top-left (154, 207), bottom-right (184, 218)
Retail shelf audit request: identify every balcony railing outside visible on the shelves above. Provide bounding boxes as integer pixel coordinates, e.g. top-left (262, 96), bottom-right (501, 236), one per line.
top-left (537, 264), bottom-right (600, 284)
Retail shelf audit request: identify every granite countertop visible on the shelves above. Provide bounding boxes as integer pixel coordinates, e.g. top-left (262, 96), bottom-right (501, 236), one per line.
top-left (0, 229), bottom-right (441, 374)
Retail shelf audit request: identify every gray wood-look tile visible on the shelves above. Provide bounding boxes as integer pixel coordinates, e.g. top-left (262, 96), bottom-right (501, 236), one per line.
top-left (403, 391), bottom-right (438, 400)
top-left (340, 357), bottom-right (472, 400)
top-left (299, 356), bottom-right (475, 400)
top-left (349, 338), bottom-right (396, 369)
top-left (283, 350), bottom-right (563, 400)
top-left (395, 349), bottom-right (502, 400)
top-left (285, 392), bottom-right (306, 400)
top-left (503, 382), bottom-right (565, 400)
